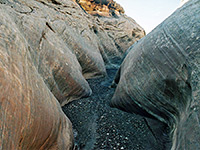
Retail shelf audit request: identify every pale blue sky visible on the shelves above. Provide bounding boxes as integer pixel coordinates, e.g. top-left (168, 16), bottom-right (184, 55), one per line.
top-left (116, 0), bottom-right (180, 33)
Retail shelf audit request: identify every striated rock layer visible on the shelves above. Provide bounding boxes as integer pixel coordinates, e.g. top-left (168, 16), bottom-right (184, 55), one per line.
top-left (111, 0), bottom-right (200, 149)
top-left (0, 0), bottom-right (145, 149)
top-left (0, 9), bottom-right (74, 150)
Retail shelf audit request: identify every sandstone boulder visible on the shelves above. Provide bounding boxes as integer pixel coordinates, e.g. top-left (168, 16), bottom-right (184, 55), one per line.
top-left (0, 8), bottom-right (73, 149)
top-left (110, 0), bottom-right (200, 149)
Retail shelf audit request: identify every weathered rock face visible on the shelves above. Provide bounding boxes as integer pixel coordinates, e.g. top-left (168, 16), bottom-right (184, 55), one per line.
top-left (0, 0), bottom-right (144, 105)
top-left (77, 0), bottom-right (124, 17)
top-left (0, 0), bottom-right (145, 149)
top-left (0, 8), bottom-right (73, 150)
top-left (100, 16), bottom-right (145, 55)
top-left (110, 0), bottom-right (200, 149)
top-left (77, 0), bottom-right (145, 56)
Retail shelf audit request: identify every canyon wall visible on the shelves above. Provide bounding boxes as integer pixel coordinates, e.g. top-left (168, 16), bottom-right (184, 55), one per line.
top-left (111, 0), bottom-right (200, 149)
top-left (0, 0), bottom-right (145, 149)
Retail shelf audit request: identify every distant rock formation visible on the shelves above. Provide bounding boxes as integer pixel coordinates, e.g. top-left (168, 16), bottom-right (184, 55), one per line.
top-left (76, 0), bottom-right (124, 17)
top-left (0, 0), bottom-right (145, 149)
top-left (75, 0), bottom-right (145, 63)
top-left (110, 0), bottom-right (200, 149)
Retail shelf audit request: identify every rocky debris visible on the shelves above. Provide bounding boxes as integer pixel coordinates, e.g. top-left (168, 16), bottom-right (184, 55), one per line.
top-left (76, 0), bottom-right (124, 17)
top-left (63, 69), bottom-right (163, 150)
top-left (110, 0), bottom-right (200, 149)
top-left (0, 0), bottom-right (145, 149)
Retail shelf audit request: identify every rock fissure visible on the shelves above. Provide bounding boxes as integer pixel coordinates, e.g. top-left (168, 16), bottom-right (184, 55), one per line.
top-left (46, 22), bottom-right (56, 33)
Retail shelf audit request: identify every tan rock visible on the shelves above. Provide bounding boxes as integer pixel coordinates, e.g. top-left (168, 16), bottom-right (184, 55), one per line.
top-left (0, 8), bottom-right (73, 150)
top-left (77, 0), bottom-right (124, 17)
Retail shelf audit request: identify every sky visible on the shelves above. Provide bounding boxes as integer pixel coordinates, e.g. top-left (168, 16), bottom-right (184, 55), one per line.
top-left (116, 0), bottom-right (180, 33)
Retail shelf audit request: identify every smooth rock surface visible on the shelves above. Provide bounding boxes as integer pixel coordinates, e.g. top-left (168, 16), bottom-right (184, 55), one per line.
top-left (0, 0), bottom-right (144, 149)
top-left (0, 9), bottom-right (73, 149)
top-left (111, 0), bottom-right (200, 149)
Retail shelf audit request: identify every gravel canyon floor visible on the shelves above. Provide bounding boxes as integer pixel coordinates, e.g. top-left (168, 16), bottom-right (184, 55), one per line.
top-left (63, 69), bottom-right (163, 150)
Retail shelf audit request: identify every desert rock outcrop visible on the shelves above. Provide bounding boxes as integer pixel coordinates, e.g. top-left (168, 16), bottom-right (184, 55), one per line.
top-left (77, 0), bottom-right (124, 17)
top-left (0, 0), bottom-right (145, 149)
top-left (111, 0), bottom-right (200, 149)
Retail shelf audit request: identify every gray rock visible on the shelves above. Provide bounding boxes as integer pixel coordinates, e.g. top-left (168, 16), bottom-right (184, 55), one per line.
top-left (111, 0), bottom-right (200, 149)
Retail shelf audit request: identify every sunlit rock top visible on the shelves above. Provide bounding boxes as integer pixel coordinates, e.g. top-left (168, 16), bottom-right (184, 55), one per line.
top-left (76, 0), bottom-right (125, 17)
